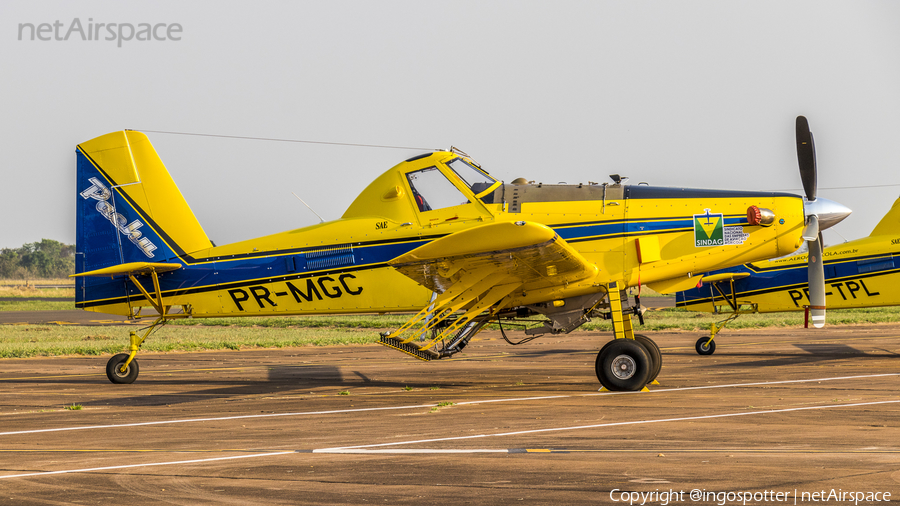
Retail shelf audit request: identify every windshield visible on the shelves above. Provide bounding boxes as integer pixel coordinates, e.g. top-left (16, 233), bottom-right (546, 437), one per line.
top-left (447, 158), bottom-right (496, 195)
top-left (406, 166), bottom-right (468, 212)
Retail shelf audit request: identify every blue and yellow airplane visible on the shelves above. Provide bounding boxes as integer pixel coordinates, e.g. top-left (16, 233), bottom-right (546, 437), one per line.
top-left (678, 196), bottom-right (898, 355)
top-left (72, 117), bottom-right (848, 390)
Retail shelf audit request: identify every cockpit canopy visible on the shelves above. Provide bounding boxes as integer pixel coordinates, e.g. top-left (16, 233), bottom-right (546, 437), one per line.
top-left (341, 152), bottom-right (498, 223)
top-left (406, 157), bottom-right (496, 212)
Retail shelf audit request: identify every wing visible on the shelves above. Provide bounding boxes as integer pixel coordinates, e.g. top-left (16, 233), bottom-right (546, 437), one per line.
top-left (389, 220), bottom-right (597, 294)
top-left (381, 221), bottom-right (597, 359)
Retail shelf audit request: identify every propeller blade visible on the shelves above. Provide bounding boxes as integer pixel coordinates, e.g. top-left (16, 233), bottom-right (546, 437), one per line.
top-left (796, 115), bottom-right (817, 202)
top-left (801, 214), bottom-right (819, 241)
top-left (807, 230), bottom-right (826, 328)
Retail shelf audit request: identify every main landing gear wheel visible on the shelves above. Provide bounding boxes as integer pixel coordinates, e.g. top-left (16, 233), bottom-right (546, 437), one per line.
top-left (106, 353), bottom-right (139, 384)
top-left (695, 337), bottom-right (716, 356)
top-left (633, 334), bottom-right (662, 383)
top-left (595, 339), bottom-right (651, 391)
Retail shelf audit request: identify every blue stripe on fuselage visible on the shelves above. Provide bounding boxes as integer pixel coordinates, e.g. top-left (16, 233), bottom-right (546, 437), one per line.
top-left (676, 255), bottom-right (897, 306)
top-left (80, 213), bottom-right (744, 306)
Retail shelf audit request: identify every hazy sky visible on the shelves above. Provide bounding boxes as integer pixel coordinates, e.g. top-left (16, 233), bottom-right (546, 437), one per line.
top-left (2, 1), bottom-right (899, 250)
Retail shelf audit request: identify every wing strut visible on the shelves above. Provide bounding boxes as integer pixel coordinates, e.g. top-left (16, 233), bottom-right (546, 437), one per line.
top-left (710, 279), bottom-right (739, 313)
top-left (128, 270), bottom-right (169, 318)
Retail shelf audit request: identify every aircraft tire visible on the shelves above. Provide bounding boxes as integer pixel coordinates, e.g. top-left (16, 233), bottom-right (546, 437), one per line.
top-left (695, 337), bottom-right (716, 356)
top-left (634, 334), bottom-right (662, 383)
top-left (595, 339), bottom-right (651, 391)
top-left (106, 353), bottom-right (139, 384)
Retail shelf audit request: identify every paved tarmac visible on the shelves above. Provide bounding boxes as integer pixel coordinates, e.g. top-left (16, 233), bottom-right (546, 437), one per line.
top-left (0, 323), bottom-right (898, 504)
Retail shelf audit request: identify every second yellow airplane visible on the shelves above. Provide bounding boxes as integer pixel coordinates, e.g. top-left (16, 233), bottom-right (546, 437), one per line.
top-left (678, 196), bottom-right (899, 354)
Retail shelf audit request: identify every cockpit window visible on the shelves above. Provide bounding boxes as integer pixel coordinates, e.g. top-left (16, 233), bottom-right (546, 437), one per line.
top-left (406, 166), bottom-right (467, 212)
top-left (447, 158), bottom-right (497, 195)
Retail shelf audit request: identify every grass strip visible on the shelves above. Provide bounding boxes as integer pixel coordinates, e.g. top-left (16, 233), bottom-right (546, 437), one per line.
top-left (0, 278), bottom-right (74, 286)
top-left (168, 314), bottom-right (413, 329)
top-left (0, 301), bottom-right (75, 311)
top-left (2, 306), bottom-right (900, 358)
top-left (0, 287), bottom-right (74, 298)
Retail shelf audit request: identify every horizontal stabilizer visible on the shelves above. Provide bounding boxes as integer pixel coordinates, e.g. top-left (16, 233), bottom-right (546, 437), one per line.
top-left (700, 272), bottom-right (751, 283)
top-left (70, 262), bottom-right (182, 278)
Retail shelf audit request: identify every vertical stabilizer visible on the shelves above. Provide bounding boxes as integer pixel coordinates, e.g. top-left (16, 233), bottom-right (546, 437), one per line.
top-left (868, 197), bottom-right (900, 237)
top-left (75, 131), bottom-right (212, 306)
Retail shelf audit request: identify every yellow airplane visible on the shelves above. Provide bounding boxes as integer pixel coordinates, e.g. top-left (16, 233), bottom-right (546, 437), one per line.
top-left (72, 117), bottom-right (848, 390)
top-left (678, 196), bottom-right (898, 355)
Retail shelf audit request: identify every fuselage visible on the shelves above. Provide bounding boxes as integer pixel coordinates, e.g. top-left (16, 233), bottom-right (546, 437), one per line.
top-left (75, 139), bottom-right (807, 319)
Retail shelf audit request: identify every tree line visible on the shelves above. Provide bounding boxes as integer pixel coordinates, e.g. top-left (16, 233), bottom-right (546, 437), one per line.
top-left (0, 239), bottom-right (76, 279)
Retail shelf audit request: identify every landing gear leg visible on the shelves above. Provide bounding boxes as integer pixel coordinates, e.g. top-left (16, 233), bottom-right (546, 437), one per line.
top-left (106, 353), bottom-right (139, 384)
top-left (105, 316), bottom-right (165, 384)
top-left (695, 336), bottom-right (716, 355)
top-left (596, 282), bottom-right (659, 391)
top-left (696, 313), bottom-right (740, 356)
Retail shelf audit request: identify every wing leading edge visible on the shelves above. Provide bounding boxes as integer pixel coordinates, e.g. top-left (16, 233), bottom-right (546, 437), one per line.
top-left (381, 221), bottom-right (597, 360)
top-left (389, 220), bottom-right (597, 293)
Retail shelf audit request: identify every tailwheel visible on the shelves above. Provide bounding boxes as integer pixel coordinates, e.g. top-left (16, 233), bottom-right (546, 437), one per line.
top-left (633, 334), bottom-right (661, 383)
top-left (595, 339), bottom-right (651, 391)
top-left (695, 337), bottom-right (716, 356)
top-left (106, 353), bottom-right (139, 384)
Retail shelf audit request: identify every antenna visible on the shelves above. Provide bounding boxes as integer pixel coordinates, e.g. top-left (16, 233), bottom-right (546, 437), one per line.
top-left (828, 226), bottom-right (849, 244)
top-left (449, 146), bottom-right (470, 157)
top-left (449, 146), bottom-right (483, 168)
top-left (291, 192), bottom-right (325, 223)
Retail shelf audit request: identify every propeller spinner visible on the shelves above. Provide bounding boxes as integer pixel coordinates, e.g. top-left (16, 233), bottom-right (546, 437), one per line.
top-left (795, 116), bottom-right (851, 328)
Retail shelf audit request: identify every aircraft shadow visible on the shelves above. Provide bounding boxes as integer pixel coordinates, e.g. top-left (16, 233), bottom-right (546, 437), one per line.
top-left (8, 364), bottom-right (460, 407)
top-left (698, 342), bottom-right (891, 369)
top-left (501, 348), bottom-right (585, 358)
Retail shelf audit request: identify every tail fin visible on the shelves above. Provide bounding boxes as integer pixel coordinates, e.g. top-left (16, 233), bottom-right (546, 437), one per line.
top-left (75, 131), bottom-right (211, 307)
top-left (869, 196), bottom-right (900, 237)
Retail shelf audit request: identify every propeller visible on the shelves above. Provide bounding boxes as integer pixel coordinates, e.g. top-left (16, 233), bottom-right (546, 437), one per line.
top-left (795, 116), bottom-right (851, 328)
